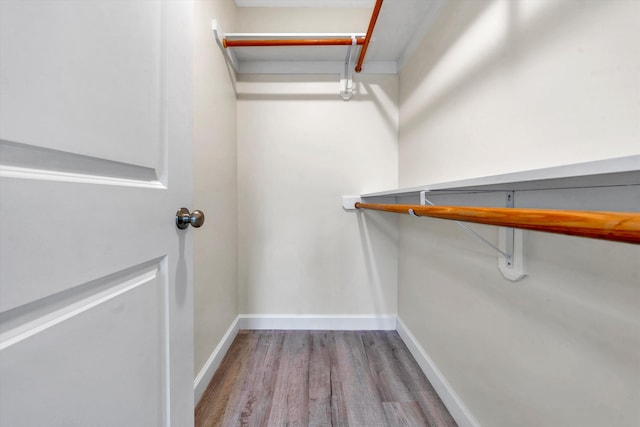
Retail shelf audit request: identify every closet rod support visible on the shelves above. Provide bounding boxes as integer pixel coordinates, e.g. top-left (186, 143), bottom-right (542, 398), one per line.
top-left (223, 38), bottom-right (365, 48)
top-left (212, 20), bottom-right (239, 72)
top-left (356, 0), bottom-right (384, 72)
top-left (340, 36), bottom-right (358, 100)
top-left (420, 191), bottom-right (511, 259)
top-left (419, 191), bottom-right (526, 281)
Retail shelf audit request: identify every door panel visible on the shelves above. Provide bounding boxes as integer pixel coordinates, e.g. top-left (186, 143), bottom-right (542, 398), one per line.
top-left (0, 1), bottom-right (194, 426)
top-left (0, 1), bottom-right (163, 167)
top-left (0, 178), bottom-right (169, 312)
top-left (1, 262), bottom-right (167, 427)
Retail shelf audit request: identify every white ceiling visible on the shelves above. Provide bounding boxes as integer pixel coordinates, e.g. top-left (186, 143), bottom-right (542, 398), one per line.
top-left (367, 0), bottom-right (443, 65)
top-left (226, 0), bottom-right (446, 74)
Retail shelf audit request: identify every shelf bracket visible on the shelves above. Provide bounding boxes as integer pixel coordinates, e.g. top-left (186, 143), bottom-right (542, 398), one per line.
top-left (212, 19), bottom-right (239, 73)
top-left (498, 192), bottom-right (526, 281)
top-left (341, 195), bottom-right (362, 210)
top-left (419, 191), bottom-right (526, 282)
top-left (340, 36), bottom-right (358, 101)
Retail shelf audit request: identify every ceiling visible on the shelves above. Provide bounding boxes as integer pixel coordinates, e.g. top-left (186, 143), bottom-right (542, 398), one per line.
top-left (224, 0), bottom-right (446, 74)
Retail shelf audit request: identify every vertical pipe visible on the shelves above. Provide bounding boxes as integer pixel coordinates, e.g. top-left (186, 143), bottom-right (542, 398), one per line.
top-left (355, 0), bottom-right (384, 73)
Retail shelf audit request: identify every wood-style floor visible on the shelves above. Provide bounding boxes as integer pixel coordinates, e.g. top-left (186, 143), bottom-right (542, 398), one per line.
top-left (195, 330), bottom-right (457, 427)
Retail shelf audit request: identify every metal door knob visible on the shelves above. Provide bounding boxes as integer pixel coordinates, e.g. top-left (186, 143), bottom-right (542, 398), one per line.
top-left (176, 208), bottom-right (205, 229)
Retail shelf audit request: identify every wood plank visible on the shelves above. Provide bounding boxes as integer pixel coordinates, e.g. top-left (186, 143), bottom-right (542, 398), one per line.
top-left (334, 331), bottom-right (389, 426)
top-left (384, 332), bottom-right (457, 427)
top-left (266, 331), bottom-right (311, 426)
top-left (223, 330), bottom-right (285, 426)
top-left (195, 331), bottom-right (258, 426)
top-left (195, 330), bottom-right (458, 427)
top-left (308, 331), bottom-right (333, 426)
top-left (418, 390), bottom-right (460, 427)
top-left (383, 402), bottom-right (430, 427)
top-left (362, 330), bottom-right (415, 403)
top-left (328, 333), bottom-right (349, 427)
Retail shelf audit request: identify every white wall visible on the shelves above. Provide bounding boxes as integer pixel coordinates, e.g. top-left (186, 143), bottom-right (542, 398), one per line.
top-left (397, 1), bottom-right (640, 426)
top-left (237, 75), bottom-right (399, 316)
top-left (193, 0), bottom-right (238, 377)
top-left (400, 0), bottom-right (639, 186)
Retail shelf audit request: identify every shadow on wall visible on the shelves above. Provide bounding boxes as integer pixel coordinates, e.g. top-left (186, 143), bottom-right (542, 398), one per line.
top-left (401, 0), bottom-right (610, 134)
top-left (236, 74), bottom-right (398, 136)
top-left (357, 210), bottom-right (399, 315)
top-left (406, 0), bottom-right (492, 88)
top-left (361, 81), bottom-right (398, 139)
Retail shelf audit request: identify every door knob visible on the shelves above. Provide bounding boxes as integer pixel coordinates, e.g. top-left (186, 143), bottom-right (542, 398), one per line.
top-left (176, 208), bottom-right (205, 229)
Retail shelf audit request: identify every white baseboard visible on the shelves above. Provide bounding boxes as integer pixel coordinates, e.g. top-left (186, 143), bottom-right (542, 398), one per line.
top-left (396, 317), bottom-right (481, 427)
top-left (193, 316), bottom-right (241, 404)
top-left (237, 314), bottom-right (397, 330)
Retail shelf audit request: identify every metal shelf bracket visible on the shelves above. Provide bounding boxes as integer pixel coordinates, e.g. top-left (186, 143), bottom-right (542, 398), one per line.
top-left (498, 192), bottom-right (526, 281)
top-left (419, 191), bottom-right (526, 282)
top-left (340, 36), bottom-right (358, 101)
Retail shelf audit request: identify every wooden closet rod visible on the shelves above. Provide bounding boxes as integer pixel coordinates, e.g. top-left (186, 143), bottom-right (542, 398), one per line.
top-left (355, 0), bottom-right (384, 73)
top-left (223, 38), bottom-right (365, 48)
top-left (355, 203), bottom-right (640, 244)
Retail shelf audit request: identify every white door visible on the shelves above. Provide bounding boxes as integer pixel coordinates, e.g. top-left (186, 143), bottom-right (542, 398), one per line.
top-left (0, 1), bottom-right (194, 426)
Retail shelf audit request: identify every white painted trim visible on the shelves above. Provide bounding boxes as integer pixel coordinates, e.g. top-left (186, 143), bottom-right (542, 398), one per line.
top-left (212, 20), bottom-right (239, 73)
top-left (342, 195), bottom-right (362, 210)
top-left (396, 317), bottom-right (481, 427)
top-left (238, 314), bottom-right (396, 330)
top-left (0, 165), bottom-right (165, 189)
top-left (193, 316), bottom-right (241, 404)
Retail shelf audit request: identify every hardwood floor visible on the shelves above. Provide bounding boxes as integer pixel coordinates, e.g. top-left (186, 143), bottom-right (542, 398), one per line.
top-left (195, 330), bottom-right (457, 427)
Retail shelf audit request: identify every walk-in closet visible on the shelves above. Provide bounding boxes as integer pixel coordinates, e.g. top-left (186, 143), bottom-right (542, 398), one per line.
top-left (1, 0), bottom-right (638, 426)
